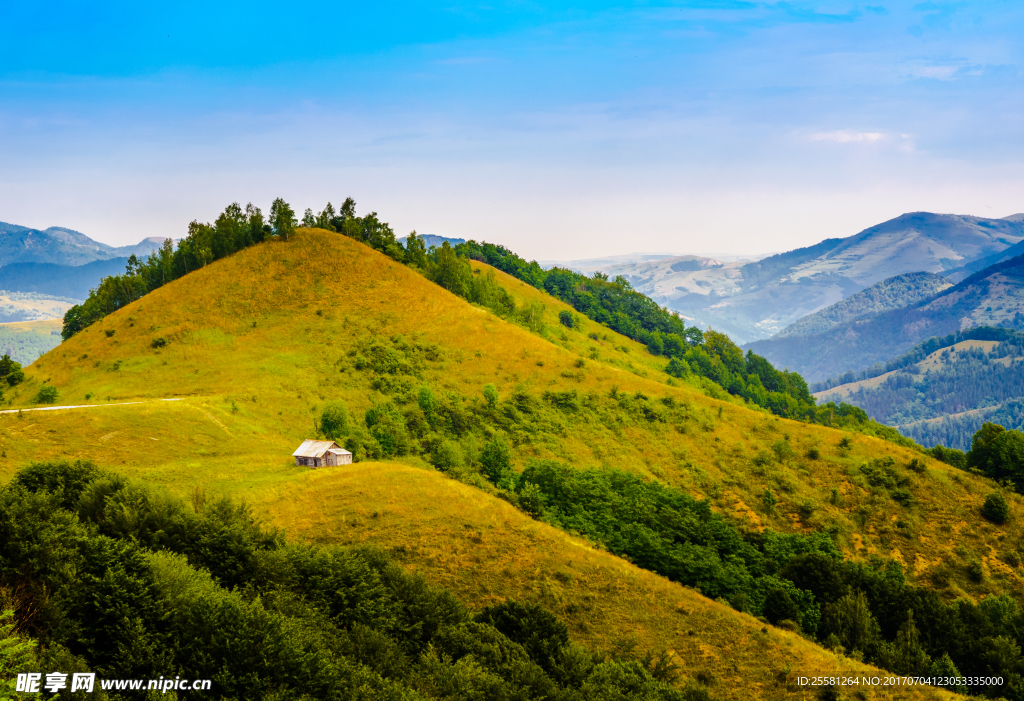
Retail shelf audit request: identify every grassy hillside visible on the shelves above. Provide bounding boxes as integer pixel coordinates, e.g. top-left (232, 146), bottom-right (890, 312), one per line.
top-left (3, 227), bottom-right (1019, 697)
top-left (7, 228), bottom-right (1024, 594)
top-left (0, 403), bottom-right (948, 700)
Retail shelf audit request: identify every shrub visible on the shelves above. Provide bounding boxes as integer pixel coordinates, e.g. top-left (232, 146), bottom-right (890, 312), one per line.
top-left (926, 444), bottom-right (966, 469)
top-left (433, 440), bottom-right (464, 471)
top-left (365, 401), bottom-right (409, 456)
top-left (763, 587), bottom-right (800, 625)
top-left (820, 592), bottom-right (880, 655)
top-left (665, 358), bottom-right (690, 378)
top-left (482, 383), bottom-right (498, 408)
top-left (318, 401), bottom-right (350, 440)
top-left (517, 481), bottom-right (545, 517)
top-left (771, 439), bottom-right (794, 463)
top-left (34, 385), bottom-right (59, 404)
top-left (476, 600), bottom-right (569, 675)
top-left (151, 337), bottom-right (167, 349)
top-left (418, 385), bottom-right (437, 414)
top-left (805, 447), bottom-right (821, 460)
top-left (0, 355), bottom-right (24, 387)
top-left (890, 489), bottom-right (914, 507)
top-left (480, 436), bottom-right (512, 483)
top-left (558, 310), bottom-right (575, 329)
top-left (797, 500), bottom-right (816, 522)
top-left (983, 492), bottom-right (1011, 524)
top-left (780, 553), bottom-right (845, 604)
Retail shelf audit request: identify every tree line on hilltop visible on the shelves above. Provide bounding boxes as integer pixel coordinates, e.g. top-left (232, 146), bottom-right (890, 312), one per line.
top-left (60, 197), bottom-right (921, 443)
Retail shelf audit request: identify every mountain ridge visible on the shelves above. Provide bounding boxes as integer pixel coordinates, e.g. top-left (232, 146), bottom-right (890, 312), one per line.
top-left (0, 220), bottom-right (165, 267)
top-left (747, 253), bottom-right (1024, 382)
top-left (604, 211), bottom-right (1024, 343)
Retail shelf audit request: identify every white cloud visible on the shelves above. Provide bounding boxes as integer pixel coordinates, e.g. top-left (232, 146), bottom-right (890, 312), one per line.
top-left (806, 131), bottom-right (915, 152)
top-left (810, 130), bottom-right (886, 143)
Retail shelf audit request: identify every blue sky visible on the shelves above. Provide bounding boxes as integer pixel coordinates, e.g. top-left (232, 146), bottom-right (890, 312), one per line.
top-left (1, 1), bottom-right (1022, 258)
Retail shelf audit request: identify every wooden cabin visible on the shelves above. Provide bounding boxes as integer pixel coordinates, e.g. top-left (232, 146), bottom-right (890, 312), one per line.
top-left (292, 439), bottom-right (353, 468)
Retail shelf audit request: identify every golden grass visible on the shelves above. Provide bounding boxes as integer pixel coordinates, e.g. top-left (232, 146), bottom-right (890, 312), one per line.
top-left (8, 228), bottom-right (1023, 600)
top-left (0, 228), bottom-right (1007, 698)
top-left (0, 401), bottom-right (950, 699)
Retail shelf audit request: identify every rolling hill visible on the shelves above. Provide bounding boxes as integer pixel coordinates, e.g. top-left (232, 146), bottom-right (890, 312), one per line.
top-left (747, 252), bottom-right (1024, 382)
top-left (605, 212), bottom-right (1024, 343)
top-left (4, 226), bottom-right (1020, 698)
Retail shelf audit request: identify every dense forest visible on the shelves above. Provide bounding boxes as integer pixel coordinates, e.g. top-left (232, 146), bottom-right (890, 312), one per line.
top-left (776, 272), bottom-right (950, 339)
top-left (904, 401), bottom-right (1024, 454)
top-left (812, 329), bottom-right (1024, 451)
top-left (61, 199), bottom-right (912, 445)
top-left (812, 327), bottom-right (1024, 392)
top-left (0, 460), bottom-right (710, 700)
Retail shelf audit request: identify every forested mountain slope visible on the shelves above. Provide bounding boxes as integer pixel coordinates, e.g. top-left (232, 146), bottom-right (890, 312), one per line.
top-left (747, 253), bottom-right (1024, 382)
top-left (772, 272), bottom-right (951, 339)
top-left (4, 225), bottom-right (1022, 698)
top-left (813, 329), bottom-right (1024, 451)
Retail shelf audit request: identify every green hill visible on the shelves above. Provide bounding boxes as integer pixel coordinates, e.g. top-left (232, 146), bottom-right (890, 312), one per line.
top-left (3, 219), bottom-right (1017, 699)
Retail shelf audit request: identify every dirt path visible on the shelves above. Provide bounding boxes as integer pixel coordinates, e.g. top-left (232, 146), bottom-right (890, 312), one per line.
top-left (0, 398), bottom-right (186, 415)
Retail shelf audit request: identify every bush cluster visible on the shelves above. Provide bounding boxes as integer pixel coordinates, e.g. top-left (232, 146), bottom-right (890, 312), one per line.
top-left (460, 457), bottom-right (1024, 696)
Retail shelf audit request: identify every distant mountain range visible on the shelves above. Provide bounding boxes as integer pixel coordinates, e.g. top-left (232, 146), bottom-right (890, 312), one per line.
top-left (397, 234), bottom-right (465, 248)
top-left (600, 212), bottom-right (1024, 343)
top-left (0, 222), bottom-right (167, 308)
top-left (748, 251), bottom-right (1024, 382)
top-left (0, 258), bottom-right (131, 300)
top-left (0, 221), bottom-right (165, 268)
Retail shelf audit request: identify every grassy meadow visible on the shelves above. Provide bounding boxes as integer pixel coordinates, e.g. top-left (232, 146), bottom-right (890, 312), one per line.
top-left (0, 227), bottom-right (1013, 697)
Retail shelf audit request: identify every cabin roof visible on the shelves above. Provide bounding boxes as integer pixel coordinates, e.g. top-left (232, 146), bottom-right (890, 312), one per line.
top-left (292, 439), bottom-right (343, 458)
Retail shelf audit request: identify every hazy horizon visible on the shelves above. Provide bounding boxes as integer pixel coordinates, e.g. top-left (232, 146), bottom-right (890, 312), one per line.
top-left (3, 1), bottom-right (1023, 259)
